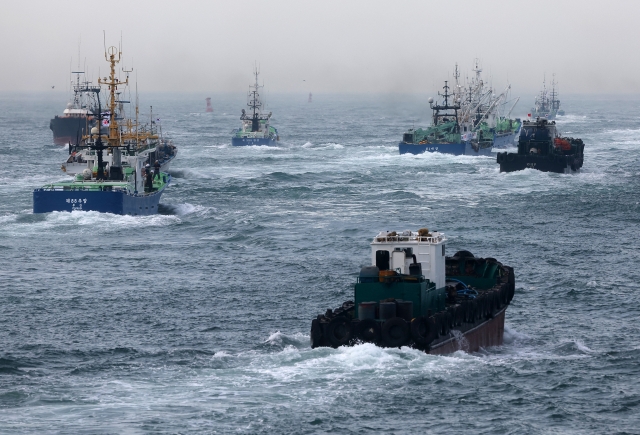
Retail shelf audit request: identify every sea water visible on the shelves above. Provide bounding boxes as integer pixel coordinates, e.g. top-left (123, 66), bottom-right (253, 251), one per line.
top-left (0, 92), bottom-right (639, 433)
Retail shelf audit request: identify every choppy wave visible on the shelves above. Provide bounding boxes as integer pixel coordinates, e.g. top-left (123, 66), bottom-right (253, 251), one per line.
top-left (1, 94), bottom-right (639, 433)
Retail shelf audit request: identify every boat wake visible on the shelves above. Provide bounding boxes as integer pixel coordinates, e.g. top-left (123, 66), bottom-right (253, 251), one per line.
top-left (162, 202), bottom-right (216, 217)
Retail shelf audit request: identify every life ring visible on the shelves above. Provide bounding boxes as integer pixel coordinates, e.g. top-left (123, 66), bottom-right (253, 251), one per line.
top-left (410, 316), bottom-right (431, 345)
top-left (381, 317), bottom-right (410, 347)
top-left (326, 316), bottom-right (353, 348)
top-left (356, 318), bottom-right (380, 344)
top-left (310, 318), bottom-right (323, 348)
top-left (507, 153), bottom-right (516, 162)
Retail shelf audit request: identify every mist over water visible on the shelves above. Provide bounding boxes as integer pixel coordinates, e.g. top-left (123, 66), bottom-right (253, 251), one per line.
top-left (1, 92), bottom-right (640, 433)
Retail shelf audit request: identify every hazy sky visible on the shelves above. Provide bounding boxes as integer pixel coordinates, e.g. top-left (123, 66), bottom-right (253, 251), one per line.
top-left (2, 0), bottom-right (639, 95)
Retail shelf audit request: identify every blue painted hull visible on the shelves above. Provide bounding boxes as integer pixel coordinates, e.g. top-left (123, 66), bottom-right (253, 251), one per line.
top-left (33, 178), bottom-right (169, 216)
top-left (492, 129), bottom-right (520, 149)
top-left (231, 137), bottom-right (276, 146)
top-left (398, 142), bottom-right (493, 156)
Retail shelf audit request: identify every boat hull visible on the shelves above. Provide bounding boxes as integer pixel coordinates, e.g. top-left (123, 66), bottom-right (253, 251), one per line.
top-left (50, 116), bottom-right (92, 146)
top-left (312, 303), bottom-right (510, 355)
top-left (497, 152), bottom-right (582, 173)
top-left (492, 127), bottom-right (521, 149)
top-left (33, 181), bottom-right (168, 216)
top-left (398, 142), bottom-right (493, 156)
top-left (231, 137), bottom-right (276, 146)
top-left (428, 308), bottom-right (505, 355)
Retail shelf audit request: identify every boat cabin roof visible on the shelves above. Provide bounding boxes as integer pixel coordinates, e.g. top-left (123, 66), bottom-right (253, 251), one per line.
top-left (371, 230), bottom-right (446, 245)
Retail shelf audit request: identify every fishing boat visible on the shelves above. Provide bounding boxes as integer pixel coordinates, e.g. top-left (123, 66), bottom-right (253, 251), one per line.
top-left (49, 71), bottom-right (101, 145)
top-left (61, 109), bottom-right (177, 177)
top-left (34, 46), bottom-right (171, 215)
top-left (531, 75), bottom-right (563, 119)
top-left (453, 61), bottom-right (521, 149)
top-left (310, 229), bottom-right (515, 354)
top-left (399, 81), bottom-right (493, 156)
top-left (231, 68), bottom-right (279, 146)
top-left (496, 117), bottom-right (584, 173)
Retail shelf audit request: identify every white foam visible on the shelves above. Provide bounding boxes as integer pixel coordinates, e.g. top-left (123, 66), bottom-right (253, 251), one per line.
top-left (168, 203), bottom-right (215, 216)
top-left (503, 325), bottom-right (530, 344)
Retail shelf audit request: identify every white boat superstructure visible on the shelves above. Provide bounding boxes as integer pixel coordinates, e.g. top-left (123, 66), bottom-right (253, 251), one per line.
top-left (370, 229), bottom-right (447, 290)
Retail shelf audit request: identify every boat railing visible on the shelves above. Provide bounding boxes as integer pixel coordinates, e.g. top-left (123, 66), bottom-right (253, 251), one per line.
top-left (357, 274), bottom-right (427, 284)
top-left (37, 184), bottom-right (131, 193)
top-left (373, 234), bottom-right (446, 244)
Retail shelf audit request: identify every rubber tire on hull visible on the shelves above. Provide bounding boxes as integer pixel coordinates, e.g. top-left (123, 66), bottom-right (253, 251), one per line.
top-left (326, 316), bottom-right (353, 348)
top-left (455, 305), bottom-right (464, 326)
top-left (463, 300), bottom-right (474, 323)
top-left (410, 317), bottom-right (431, 345)
top-left (446, 308), bottom-right (456, 330)
top-left (487, 292), bottom-right (496, 318)
top-left (435, 312), bottom-right (449, 337)
top-left (496, 288), bottom-right (504, 309)
top-left (474, 298), bottom-right (483, 321)
top-left (356, 318), bottom-right (380, 344)
top-left (482, 296), bottom-right (491, 319)
top-left (310, 319), bottom-right (323, 348)
top-left (381, 317), bottom-right (410, 348)
top-left (507, 266), bottom-right (516, 303)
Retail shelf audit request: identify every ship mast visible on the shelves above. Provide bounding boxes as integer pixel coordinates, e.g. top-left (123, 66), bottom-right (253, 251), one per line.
top-left (99, 46), bottom-right (128, 146)
top-left (247, 67), bottom-right (263, 131)
top-left (93, 46), bottom-right (128, 179)
top-left (430, 81), bottom-right (460, 128)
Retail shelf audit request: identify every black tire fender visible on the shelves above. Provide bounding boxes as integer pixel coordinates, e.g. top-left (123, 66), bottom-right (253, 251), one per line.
top-left (326, 316), bottom-right (353, 348)
top-left (356, 318), bottom-right (380, 344)
top-left (410, 316), bottom-right (431, 345)
top-left (381, 317), bottom-right (410, 348)
top-left (473, 298), bottom-right (482, 321)
top-left (478, 296), bottom-right (488, 319)
top-left (438, 312), bottom-right (450, 336)
top-left (310, 318), bottom-right (323, 348)
top-left (463, 300), bottom-right (474, 323)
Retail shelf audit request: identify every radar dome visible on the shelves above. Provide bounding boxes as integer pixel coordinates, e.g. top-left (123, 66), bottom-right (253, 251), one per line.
top-left (428, 97), bottom-right (434, 104)
top-left (91, 127), bottom-right (99, 135)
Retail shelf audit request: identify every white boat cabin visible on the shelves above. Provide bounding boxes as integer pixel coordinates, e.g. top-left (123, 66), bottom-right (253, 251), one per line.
top-left (370, 229), bottom-right (447, 289)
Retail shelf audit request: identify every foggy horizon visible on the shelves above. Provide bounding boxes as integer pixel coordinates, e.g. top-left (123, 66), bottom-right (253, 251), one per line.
top-left (2, 0), bottom-right (639, 95)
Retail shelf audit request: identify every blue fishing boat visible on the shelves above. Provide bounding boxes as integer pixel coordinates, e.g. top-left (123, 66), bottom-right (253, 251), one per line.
top-left (231, 68), bottom-right (279, 146)
top-left (399, 81), bottom-right (493, 156)
top-left (34, 45), bottom-right (171, 216)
